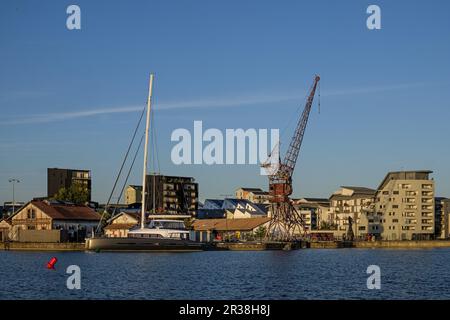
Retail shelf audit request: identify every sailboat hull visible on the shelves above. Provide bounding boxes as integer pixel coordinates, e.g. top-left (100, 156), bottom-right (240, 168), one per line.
top-left (85, 237), bottom-right (205, 252)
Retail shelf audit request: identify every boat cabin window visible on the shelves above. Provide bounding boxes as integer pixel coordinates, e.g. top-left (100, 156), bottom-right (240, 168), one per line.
top-left (147, 234), bottom-right (163, 238)
top-left (129, 233), bottom-right (163, 239)
top-left (150, 221), bottom-right (186, 230)
top-left (168, 232), bottom-right (189, 240)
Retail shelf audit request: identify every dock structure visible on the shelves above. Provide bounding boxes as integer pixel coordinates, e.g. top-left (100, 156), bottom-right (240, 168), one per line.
top-left (190, 217), bottom-right (271, 243)
top-left (212, 241), bottom-right (307, 251)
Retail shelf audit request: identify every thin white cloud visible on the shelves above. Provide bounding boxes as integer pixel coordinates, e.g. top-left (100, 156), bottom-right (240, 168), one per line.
top-left (1, 106), bottom-right (144, 125)
top-left (0, 82), bottom-right (427, 125)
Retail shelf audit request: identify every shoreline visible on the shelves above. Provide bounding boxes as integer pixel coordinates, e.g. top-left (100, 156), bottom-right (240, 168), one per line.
top-left (1, 242), bottom-right (85, 251)
top-left (311, 240), bottom-right (450, 249)
top-left (3, 240), bottom-right (450, 252)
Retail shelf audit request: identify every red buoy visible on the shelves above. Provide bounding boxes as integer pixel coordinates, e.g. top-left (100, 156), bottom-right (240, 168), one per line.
top-left (47, 257), bottom-right (57, 269)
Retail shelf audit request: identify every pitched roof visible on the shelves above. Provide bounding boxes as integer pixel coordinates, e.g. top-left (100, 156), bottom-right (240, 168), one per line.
top-left (341, 186), bottom-right (376, 194)
top-left (248, 203), bottom-right (269, 214)
top-left (128, 185), bottom-right (142, 190)
top-left (329, 194), bottom-right (373, 201)
top-left (222, 198), bottom-right (240, 209)
top-left (204, 199), bottom-right (225, 207)
top-left (238, 187), bottom-right (264, 192)
top-left (104, 223), bottom-right (137, 230)
top-left (30, 200), bottom-right (101, 221)
top-left (251, 191), bottom-right (269, 195)
top-left (329, 186), bottom-right (375, 201)
top-left (295, 198), bottom-right (330, 207)
top-left (107, 211), bottom-right (141, 223)
top-left (0, 219), bottom-right (11, 226)
top-left (301, 197), bottom-right (330, 203)
top-left (191, 217), bottom-right (270, 231)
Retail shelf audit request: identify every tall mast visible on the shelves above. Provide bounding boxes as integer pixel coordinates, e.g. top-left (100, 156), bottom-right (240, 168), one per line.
top-left (141, 74), bottom-right (154, 229)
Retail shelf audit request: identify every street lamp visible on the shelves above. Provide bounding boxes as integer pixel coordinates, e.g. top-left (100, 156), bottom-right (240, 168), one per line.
top-left (8, 178), bottom-right (20, 216)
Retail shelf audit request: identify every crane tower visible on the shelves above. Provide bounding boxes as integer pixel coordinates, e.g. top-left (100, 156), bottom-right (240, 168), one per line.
top-left (262, 75), bottom-right (320, 241)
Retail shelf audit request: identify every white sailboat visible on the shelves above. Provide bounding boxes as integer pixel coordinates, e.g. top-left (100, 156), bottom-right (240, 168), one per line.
top-left (86, 74), bottom-right (203, 251)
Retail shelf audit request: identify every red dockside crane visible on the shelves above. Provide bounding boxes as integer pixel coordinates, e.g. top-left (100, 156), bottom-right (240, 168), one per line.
top-left (262, 75), bottom-right (321, 241)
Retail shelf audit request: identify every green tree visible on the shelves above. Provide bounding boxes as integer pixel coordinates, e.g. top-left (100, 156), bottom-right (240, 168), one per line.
top-left (184, 218), bottom-right (194, 229)
top-left (53, 181), bottom-right (89, 205)
top-left (320, 221), bottom-right (337, 230)
top-left (254, 226), bottom-right (267, 240)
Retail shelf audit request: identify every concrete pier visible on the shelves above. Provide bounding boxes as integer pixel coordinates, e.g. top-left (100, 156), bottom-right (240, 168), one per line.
top-left (354, 240), bottom-right (450, 249)
top-left (1, 241), bottom-right (85, 251)
top-left (212, 241), bottom-right (306, 251)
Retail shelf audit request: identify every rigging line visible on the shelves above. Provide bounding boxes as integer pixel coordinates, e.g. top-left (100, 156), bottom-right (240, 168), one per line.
top-left (153, 110), bottom-right (161, 173)
top-left (152, 108), bottom-right (161, 174)
top-left (106, 106), bottom-right (145, 207)
top-left (95, 106), bottom-right (146, 233)
top-left (111, 133), bottom-right (145, 218)
top-left (150, 111), bottom-right (156, 174)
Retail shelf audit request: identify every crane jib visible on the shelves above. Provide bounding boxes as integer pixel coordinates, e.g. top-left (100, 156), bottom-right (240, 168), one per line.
top-left (282, 75), bottom-right (320, 178)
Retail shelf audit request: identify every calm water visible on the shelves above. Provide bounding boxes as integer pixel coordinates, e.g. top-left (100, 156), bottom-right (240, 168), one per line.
top-left (1, 248), bottom-right (450, 299)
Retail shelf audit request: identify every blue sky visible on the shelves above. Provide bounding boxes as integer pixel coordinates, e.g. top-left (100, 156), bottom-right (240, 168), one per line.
top-left (1, 0), bottom-right (449, 204)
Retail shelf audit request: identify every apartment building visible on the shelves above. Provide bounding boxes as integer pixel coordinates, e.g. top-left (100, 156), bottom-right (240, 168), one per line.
top-left (235, 187), bottom-right (270, 204)
top-left (293, 198), bottom-right (332, 232)
top-left (47, 168), bottom-right (92, 201)
top-left (435, 197), bottom-right (450, 239)
top-left (329, 186), bottom-right (378, 239)
top-left (145, 174), bottom-right (198, 216)
top-left (124, 185), bottom-right (142, 205)
top-left (375, 170), bottom-right (435, 240)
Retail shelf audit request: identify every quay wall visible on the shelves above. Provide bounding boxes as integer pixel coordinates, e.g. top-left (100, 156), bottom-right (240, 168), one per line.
top-left (1, 242), bottom-right (85, 251)
top-left (214, 241), bottom-right (305, 250)
top-left (309, 241), bottom-right (344, 249)
top-left (3, 240), bottom-right (450, 252)
top-left (354, 240), bottom-right (450, 249)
